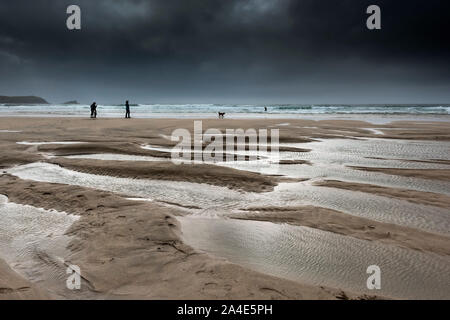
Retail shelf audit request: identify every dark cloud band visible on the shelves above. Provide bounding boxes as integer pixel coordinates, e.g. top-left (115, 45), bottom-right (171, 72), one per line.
top-left (0, 0), bottom-right (449, 103)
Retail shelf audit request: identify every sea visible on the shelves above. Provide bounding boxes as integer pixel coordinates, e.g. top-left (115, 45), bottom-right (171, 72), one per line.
top-left (1, 103), bottom-right (449, 122)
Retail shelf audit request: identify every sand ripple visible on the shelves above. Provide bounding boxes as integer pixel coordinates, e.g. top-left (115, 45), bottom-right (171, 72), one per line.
top-left (179, 217), bottom-right (450, 299)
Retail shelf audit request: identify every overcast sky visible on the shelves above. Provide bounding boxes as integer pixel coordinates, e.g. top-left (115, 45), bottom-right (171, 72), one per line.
top-left (0, 0), bottom-right (449, 104)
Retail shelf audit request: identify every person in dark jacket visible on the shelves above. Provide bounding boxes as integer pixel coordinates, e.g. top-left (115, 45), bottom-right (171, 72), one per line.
top-left (125, 100), bottom-right (130, 119)
top-left (90, 102), bottom-right (97, 118)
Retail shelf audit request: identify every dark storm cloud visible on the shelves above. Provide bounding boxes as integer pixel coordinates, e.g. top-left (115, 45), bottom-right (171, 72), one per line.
top-left (0, 0), bottom-right (449, 103)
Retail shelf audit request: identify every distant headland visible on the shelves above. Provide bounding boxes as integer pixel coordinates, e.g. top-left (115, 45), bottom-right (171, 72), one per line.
top-left (0, 95), bottom-right (49, 104)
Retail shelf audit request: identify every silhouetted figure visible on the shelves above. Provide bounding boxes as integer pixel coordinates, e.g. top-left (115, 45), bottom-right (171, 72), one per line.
top-left (125, 100), bottom-right (130, 118)
top-left (264, 106), bottom-right (267, 112)
top-left (218, 112), bottom-right (225, 119)
top-left (90, 102), bottom-right (97, 118)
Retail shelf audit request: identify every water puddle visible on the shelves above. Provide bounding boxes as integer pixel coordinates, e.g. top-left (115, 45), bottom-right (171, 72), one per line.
top-left (363, 128), bottom-right (385, 135)
top-left (6, 162), bottom-right (449, 234)
top-left (263, 138), bottom-right (450, 195)
top-left (63, 153), bottom-right (164, 162)
top-left (141, 144), bottom-right (270, 160)
top-left (6, 163), bottom-right (242, 214)
top-left (17, 141), bottom-right (86, 146)
top-left (141, 139), bottom-right (450, 194)
top-left (300, 138), bottom-right (450, 165)
top-left (178, 216), bottom-right (450, 300)
top-left (239, 183), bottom-right (450, 235)
top-left (269, 122), bottom-right (291, 127)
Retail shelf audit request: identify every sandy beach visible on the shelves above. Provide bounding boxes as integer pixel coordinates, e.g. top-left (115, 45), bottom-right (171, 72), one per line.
top-left (0, 117), bottom-right (449, 300)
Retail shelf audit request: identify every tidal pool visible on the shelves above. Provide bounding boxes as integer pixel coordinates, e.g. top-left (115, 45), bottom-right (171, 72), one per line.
top-left (178, 216), bottom-right (450, 300)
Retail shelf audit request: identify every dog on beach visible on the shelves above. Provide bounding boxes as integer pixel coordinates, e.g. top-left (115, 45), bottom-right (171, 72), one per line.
top-left (218, 112), bottom-right (225, 119)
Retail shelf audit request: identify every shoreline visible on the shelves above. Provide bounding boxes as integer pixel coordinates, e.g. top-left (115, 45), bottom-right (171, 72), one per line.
top-left (0, 113), bottom-right (449, 125)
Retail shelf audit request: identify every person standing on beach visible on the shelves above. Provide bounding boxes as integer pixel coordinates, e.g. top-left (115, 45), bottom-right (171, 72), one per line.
top-left (90, 102), bottom-right (97, 118)
top-left (125, 100), bottom-right (130, 118)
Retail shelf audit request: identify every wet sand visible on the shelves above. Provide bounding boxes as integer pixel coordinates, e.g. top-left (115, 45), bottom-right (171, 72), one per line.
top-left (48, 158), bottom-right (278, 193)
top-left (315, 180), bottom-right (450, 209)
top-left (0, 174), bottom-right (362, 300)
top-left (352, 167), bottom-right (450, 182)
top-left (231, 205), bottom-right (450, 256)
top-left (0, 117), bottom-right (449, 299)
top-left (0, 258), bottom-right (48, 300)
